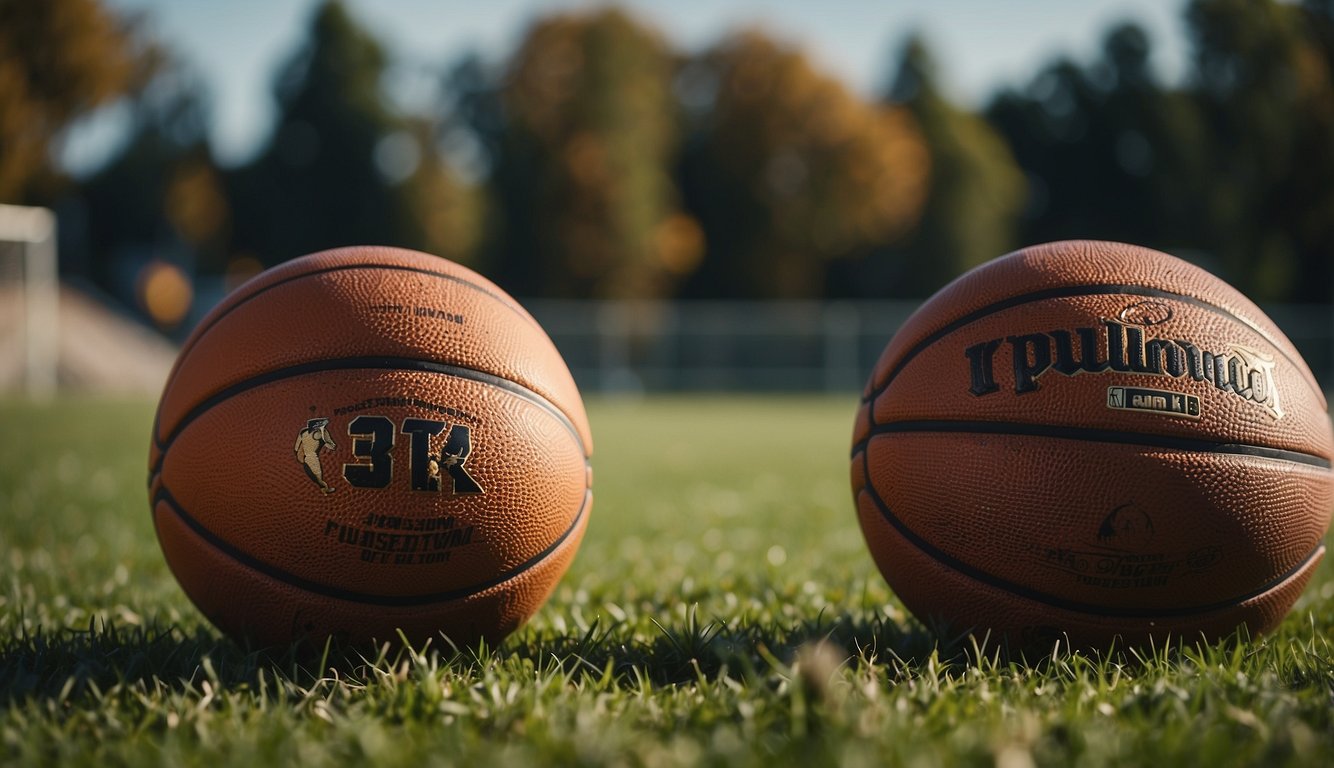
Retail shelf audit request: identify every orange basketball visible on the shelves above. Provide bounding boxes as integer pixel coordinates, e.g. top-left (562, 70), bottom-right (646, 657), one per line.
top-left (149, 246), bottom-right (592, 648)
top-left (852, 240), bottom-right (1333, 650)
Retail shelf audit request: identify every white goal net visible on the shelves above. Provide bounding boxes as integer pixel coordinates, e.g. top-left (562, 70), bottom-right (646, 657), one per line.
top-left (0, 204), bottom-right (58, 399)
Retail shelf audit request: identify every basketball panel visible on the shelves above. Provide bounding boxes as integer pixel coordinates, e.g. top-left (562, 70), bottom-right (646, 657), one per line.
top-left (869, 294), bottom-right (1332, 459)
top-left (862, 431), bottom-right (1332, 611)
top-left (154, 249), bottom-right (589, 461)
top-left (173, 246), bottom-right (539, 366)
top-left (154, 490), bottom-right (590, 647)
top-left (855, 487), bottom-right (1323, 649)
top-left (854, 240), bottom-right (1334, 646)
top-left (865, 241), bottom-right (1322, 404)
top-left (154, 262), bottom-right (590, 458)
top-left (159, 369), bottom-right (587, 597)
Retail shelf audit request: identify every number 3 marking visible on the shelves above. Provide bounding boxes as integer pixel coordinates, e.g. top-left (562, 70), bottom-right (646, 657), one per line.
top-left (343, 415), bottom-right (483, 494)
top-left (344, 415), bottom-right (394, 488)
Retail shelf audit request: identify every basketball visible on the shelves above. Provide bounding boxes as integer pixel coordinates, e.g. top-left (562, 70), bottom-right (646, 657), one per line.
top-left (149, 246), bottom-right (592, 648)
top-left (852, 240), bottom-right (1334, 650)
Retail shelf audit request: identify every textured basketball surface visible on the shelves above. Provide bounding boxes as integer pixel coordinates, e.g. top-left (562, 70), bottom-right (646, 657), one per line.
top-left (149, 246), bottom-right (592, 647)
top-left (852, 240), bottom-right (1334, 649)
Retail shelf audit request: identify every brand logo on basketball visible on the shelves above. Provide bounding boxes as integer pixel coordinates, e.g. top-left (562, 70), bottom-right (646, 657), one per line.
top-left (964, 316), bottom-right (1283, 419)
top-left (1117, 300), bottom-right (1173, 326)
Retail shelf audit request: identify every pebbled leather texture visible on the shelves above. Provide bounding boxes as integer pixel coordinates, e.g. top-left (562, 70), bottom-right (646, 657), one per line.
top-left (852, 240), bottom-right (1334, 649)
top-left (150, 246), bottom-right (591, 648)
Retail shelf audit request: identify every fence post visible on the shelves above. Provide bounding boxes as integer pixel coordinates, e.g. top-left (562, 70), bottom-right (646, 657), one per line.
top-left (823, 301), bottom-right (859, 392)
top-left (596, 301), bottom-right (636, 393)
top-left (4, 205), bottom-right (60, 399)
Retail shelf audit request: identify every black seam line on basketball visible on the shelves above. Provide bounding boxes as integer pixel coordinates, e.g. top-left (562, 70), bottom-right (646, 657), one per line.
top-left (153, 485), bottom-right (589, 607)
top-left (181, 262), bottom-right (532, 363)
top-left (153, 261), bottom-right (536, 452)
top-left (861, 283), bottom-right (1312, 407)
top-left (850, 420), bottom-right (1332, 469)
top-left (150, 356), bottom-right (586, 476)
top-left (858, 449), bottom-right (1325, 619)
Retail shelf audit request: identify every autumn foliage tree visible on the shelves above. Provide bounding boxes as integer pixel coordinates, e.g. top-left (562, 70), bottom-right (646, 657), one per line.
top-left (986, 24), bottom-right (1209, 259)
top-left (77, 60), bottom-right (229, 287)
top-left (482, 8), bottom-right (697, 299)
top-left (871, 35), bottom-right (1025, 296)
top-left (12, 0), bottom-right (1334, 311)
top-left (1186, 0), bottom-right (1334, 301)
top-left (228, 1), bottom-right (476, 266)
top-left (679, 31), bottom-right (929, 299)
top-left (0, 0), bottom-right (150, 202)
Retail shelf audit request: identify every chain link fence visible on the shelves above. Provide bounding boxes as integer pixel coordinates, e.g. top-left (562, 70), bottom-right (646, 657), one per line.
top-left (526, 300), bottom-right (1334, 395)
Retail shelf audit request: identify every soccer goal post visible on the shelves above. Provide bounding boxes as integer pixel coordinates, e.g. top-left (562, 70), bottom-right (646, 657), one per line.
top-left (0, 204), bottom-right (59, 399)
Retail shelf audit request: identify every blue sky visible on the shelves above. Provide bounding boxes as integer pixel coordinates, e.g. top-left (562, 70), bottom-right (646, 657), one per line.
top-left (77, 0), bottom-right (1190, 169)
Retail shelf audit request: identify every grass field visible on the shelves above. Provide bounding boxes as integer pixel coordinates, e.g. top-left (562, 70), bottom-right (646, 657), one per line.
top-left (2, 396), bottom-right (1333, 766)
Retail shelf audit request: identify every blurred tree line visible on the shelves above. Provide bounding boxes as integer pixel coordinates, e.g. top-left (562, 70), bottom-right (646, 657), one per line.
top-left (2, 0), bottom-right (1333, 329)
